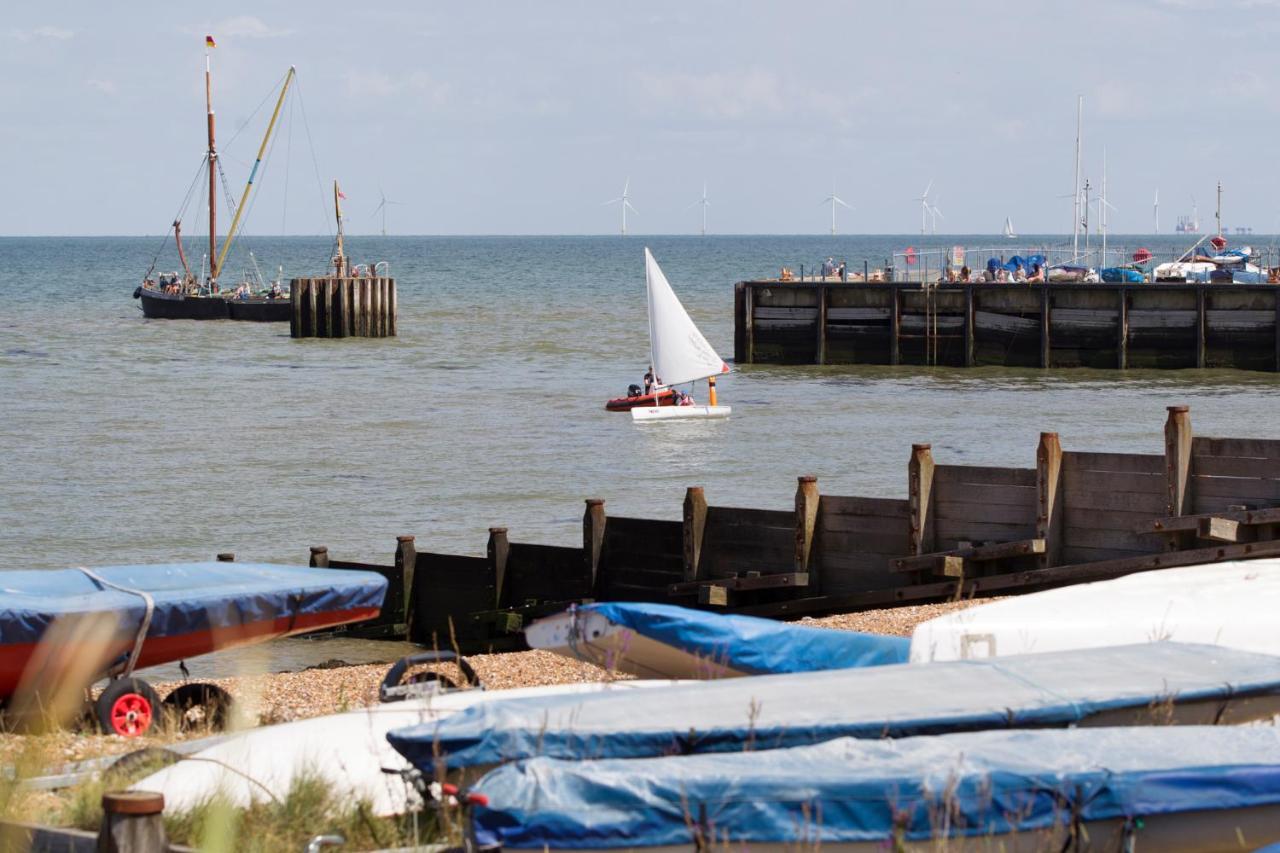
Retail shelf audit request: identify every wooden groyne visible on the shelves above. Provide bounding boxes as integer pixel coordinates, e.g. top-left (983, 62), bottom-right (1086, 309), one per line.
top-left (290, 276), bottom-right (397, 338)
top-left (286, 405), bottom-right (1280, 653)
top-left (734, 280), bottom-right (1280, 370)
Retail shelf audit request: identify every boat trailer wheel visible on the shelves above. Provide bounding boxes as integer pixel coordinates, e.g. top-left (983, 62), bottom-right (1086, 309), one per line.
top-left (162, 682), bottom-right (234, 732)
top-left (95, 677), bottom-right (162, 737)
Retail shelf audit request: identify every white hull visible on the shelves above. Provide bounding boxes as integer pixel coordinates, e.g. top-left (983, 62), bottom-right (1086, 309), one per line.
top-left (526, 609), bottom-right (747, 679)
top-left (133, 679), bottom-right (681, 816)
top-left (632, 404), bottom-right (730, 422)
top-left (910, 558), bottom-right (1280, 663)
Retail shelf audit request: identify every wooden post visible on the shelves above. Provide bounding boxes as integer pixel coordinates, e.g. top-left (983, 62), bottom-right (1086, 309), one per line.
top-left (326, 279), bottom-right (338, 337)
top-left (370, 278), bottom-right (382, 337)
top-left (584, 499), bottom-right (606, 593)
top-left (216, 552), bottom-right (234, 562)
top-left (734, 282), bottom-right (745, 364)
top-left (908, 444), bottom-right (936, 556)
top-left (98, 791), bottom-right (167, 853)
top-left (1036, 432), bottom-right (1064, 568)
top-left (290, 279), bottom-right (302, 338)
top-left (308, 545), bottom-right (329, 568)
top-left (1165, 405), bottom-right (1194, 519)
top-left (1196, 286), bottom-right (1207, 368)
top-left (1117, 288), bottom-right (1128, 369)
top-left (683, 486), bottom-right (708, 582)
top-left (795, 476), bottom-right (820, 592)
top-left (1274, 288), bottom-right (1280, 372)
top-left (307, 279), bottom-right (319, 338)
top-left (388, 279), bottom-right (397, 337)
top-left (963, 284), bottom-right (975, 367)
top-left (395, 535), bottom-right (416, 630)
top-left (815, 286), bottom-right (827, 364)
top-left (344, 279), bottom-right (356, 336)
top-left (331, 280), bottom-right (345, 338)
top-left (487, 527), bottom-right (510, 609)
top-left (744, 284), bottom-right (755, 364)
top-left (889, 286), bottom-right (901, 365)
top-left (1039, 286), bottom-right (1051, 368)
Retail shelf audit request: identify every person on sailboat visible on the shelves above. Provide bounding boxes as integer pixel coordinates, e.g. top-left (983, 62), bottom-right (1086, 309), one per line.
top-left (1027, 263), bottom-right (1045, 283)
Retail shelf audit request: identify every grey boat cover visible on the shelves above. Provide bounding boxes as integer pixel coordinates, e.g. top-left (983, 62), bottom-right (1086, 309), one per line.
top-left (388, 642), bottom-right (1280, 771)
top-left (467, 726), bottom-right (1280, 848)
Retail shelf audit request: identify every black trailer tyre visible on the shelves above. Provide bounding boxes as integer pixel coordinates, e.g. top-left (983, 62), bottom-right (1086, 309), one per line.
top-left (162, 682), bottom-right (234, 732)
top-left (96, 678), bottom-right (162, 737)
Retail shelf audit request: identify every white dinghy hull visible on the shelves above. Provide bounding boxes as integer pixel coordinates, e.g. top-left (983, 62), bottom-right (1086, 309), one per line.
top-left (632, 405), bottom-right (730, 422)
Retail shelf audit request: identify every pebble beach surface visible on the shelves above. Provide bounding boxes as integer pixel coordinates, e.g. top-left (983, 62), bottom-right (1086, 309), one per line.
top-left (0, 599), bottom-right (989, 768)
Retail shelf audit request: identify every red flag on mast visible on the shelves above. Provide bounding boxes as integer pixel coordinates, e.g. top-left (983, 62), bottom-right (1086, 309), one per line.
top-left (205, 35), bottom-right (217, 48)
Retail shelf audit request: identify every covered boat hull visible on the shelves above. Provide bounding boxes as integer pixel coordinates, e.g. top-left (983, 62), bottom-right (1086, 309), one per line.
top-left (136, 288), bottom-right (290, 321)
top-left (463, 727), bottom-right (1280, 851)
top-left (0, 562), bottom-right (386, 699)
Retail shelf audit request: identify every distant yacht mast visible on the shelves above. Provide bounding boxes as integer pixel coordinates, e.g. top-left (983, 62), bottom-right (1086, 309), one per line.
top-left (1072, 95), bottom-right (1083, 258)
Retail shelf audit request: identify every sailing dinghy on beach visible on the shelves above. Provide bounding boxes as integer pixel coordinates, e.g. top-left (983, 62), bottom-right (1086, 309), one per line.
top-left (631, 248), bottom-right (731, 422)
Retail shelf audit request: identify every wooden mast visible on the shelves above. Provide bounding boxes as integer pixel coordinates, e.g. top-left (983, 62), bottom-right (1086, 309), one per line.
top-left (205, 47), bottom-right (218, 283)
top-left (173, 220), bottom-right (192, 282)
top-left (214, 66), bottom-right (296, 276)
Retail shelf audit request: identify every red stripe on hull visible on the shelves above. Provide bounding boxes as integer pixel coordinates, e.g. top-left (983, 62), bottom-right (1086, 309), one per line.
top-left (605, 390), bottom-right (676, 411)
top-left (0, 606), bottom-right (380, 700)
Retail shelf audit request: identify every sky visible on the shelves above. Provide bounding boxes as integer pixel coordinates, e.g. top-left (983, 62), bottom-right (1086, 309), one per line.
top-left (2, 1), bottom-right (1278, 236)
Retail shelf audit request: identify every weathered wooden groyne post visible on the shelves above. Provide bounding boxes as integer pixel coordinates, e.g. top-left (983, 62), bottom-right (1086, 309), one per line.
top-left (290, 274), bottom-right (397, 339)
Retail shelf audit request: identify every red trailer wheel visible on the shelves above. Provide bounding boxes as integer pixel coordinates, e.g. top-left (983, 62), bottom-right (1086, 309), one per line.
top-left (95, 677), bottom-right (161, 737)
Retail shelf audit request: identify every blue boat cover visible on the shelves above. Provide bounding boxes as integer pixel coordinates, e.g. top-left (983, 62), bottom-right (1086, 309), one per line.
top-left (468, 726), bottom-right (1280, 848)
top-left (0, 563), bottom-right (387, 646)
top-left (566, 602), bottom-right (907, 674)
top-left (388, 642), bottom-right (1280, 771)
top-left (1101, 267), bottom-right (1145, 283)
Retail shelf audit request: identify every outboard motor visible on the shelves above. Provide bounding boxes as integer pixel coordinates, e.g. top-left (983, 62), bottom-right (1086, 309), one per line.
top-left (628, 384), bottom-right (642, 398)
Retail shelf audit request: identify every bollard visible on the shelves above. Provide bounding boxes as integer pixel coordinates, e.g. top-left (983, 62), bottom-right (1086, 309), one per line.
top-left (98, 791), bottom-right (166, 853)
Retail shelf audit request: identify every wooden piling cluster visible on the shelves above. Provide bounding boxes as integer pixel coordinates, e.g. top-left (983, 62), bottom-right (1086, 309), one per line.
top-left (290, 277), bottom-right (397, 338)
top-left (300, 405), bottom-right (1280, 652)
top-left (734, 280), bottom-right (1280, 370)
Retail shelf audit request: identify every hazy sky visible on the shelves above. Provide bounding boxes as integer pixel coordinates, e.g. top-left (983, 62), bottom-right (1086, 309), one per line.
top-left (3, 1), bottom-right (1278, 236)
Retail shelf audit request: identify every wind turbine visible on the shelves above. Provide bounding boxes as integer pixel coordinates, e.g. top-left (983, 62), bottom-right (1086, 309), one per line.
top-left (370, 187), bottom-right (404, 237)
top-left (602, 178), bottom-right (638, 236)
top-left (928, 193), bottom-right (943, 235)
top-left (1153, 189), bottom-right (1159, 234)
top-left (916, 180), bottom-right (938, 236)
top-left (687, 182), bottom-right (711, 236)
top-left (820, 186), bottom-right (851, 235)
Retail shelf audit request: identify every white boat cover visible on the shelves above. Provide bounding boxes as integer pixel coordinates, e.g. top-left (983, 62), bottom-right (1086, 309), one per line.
top-left (910, 558), bottom-right (1280, 662)
top-left (133, 680), bottom-right (680, 816)
top-left (645, 248), bottom-right (729, 387)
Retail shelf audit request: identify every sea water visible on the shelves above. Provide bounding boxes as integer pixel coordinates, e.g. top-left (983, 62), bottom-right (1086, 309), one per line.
top-left (2, 234), bottom-right (1278, 673)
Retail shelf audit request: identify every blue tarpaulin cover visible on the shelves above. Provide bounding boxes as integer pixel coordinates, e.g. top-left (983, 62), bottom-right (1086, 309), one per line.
top-left (0, 563), bottom-right (388, 645)
top-left (569, 602), bottom-right (908, 674)
top-left (388, 642), bottom-right (1280, 771)
top-left (468, 726), bottom-right (1280, 848)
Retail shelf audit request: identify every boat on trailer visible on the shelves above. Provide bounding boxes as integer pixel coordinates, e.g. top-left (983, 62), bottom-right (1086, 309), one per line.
top-left (524, 602), bottom-right (907, 679)
top-left (625, 249), bottom-right (731, 422)
top-left (387, 642), bottom-right (1280, 773)
top-left (463, 726), bottom-right (1280, 851)
top-left (0, 562), bottom-right (386, 736)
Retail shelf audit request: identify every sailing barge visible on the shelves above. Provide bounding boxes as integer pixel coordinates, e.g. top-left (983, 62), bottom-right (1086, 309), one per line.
top-left (134, 44), bottom-right (295, 321)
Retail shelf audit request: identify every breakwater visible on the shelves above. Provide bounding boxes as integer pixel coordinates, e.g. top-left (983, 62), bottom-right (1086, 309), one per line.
top-left (735, 281), bottom-right (1280, 370)
top-left (285, 405), bottom-right (1280, 652)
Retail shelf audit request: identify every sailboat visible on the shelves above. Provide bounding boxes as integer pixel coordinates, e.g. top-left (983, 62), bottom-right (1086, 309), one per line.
top-left (631, 249), bottom-right (731, 422)
top-left (133, 43), bottom-right (295, 321)
top-left (1003, 217), bottom-right (1017, 239)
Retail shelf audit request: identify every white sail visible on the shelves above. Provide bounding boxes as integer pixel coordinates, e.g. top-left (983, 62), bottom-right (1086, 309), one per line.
top-left (645, 248), bottom-right (729, 387)
top-left (1003, 217), bottom-right (1016, 238)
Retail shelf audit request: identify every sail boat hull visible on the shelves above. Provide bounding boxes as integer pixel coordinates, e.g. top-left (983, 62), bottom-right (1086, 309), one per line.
top-left (136, 288), bottom-right (290, 321)
top-left (632, 405), bottom-right (730, 422)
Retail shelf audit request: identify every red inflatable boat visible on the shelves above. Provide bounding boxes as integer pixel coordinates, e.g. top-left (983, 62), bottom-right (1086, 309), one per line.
top-left (606, 389), bottom-right (676, 412)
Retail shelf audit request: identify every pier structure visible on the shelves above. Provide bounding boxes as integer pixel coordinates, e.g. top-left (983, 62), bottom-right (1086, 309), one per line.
top-left (290, 275), bottom-right (397, 339)
top-left (290, 406), bottom-right (1280, 652)
top-left (734, 280), bottom-right (1280, 370)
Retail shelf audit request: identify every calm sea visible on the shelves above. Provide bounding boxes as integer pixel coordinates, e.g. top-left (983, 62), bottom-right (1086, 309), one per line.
top-left (3, 234), bottom-right (1278, 673)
